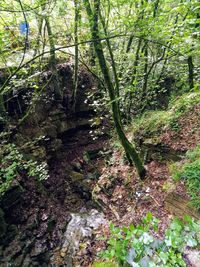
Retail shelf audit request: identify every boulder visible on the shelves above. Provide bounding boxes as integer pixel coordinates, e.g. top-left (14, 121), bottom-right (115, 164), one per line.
top-left (70, 171), bottom-right (85, 183)
top-left (185, 249), bottom-right (200, 267)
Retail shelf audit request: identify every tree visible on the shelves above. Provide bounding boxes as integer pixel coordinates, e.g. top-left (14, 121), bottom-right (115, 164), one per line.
top-left (83, 0), bottom-right (147, 180)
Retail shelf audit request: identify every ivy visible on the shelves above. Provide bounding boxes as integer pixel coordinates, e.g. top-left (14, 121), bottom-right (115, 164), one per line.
top-left (99, 214), bottom-right (200, 267)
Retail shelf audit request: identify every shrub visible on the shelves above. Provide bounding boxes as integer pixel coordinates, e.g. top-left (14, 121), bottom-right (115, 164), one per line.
top-left (99, 213), bottom-right (200, 267)
top-left (133, 91), bottom-right (200, 137)
top-left (172, 145), bottom-right (200, 210)
top-left (0, 143), bottom-right (49, 197)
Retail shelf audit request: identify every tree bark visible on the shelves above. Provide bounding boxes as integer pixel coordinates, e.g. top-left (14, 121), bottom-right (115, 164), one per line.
top-left (33, 17), bottom-right (43, 57)
top-left (72, 0), bottom-right (79, 107)
top-left (126, 37), bottom-right (142, 120)
top-left (45, 16), bottom-right (62, 100)
top-left (187, 55), bottom-right (194, 90)
top-left (0, 95), bottom-right (7, 119)
top-left (83, 0), bottom-right (146, 180)
top-left (99, 11), bottom-right (120, 99)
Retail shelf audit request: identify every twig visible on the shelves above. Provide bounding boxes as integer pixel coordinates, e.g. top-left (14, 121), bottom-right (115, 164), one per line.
top-left (0, 33), bottom-right (185, 94)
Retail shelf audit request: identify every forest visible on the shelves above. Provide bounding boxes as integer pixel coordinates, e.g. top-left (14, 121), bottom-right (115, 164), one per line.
top-left (0, 0), bottom-right (200, 266)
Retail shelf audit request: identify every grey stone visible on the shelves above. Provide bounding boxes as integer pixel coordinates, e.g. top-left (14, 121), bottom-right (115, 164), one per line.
top-left (185, 249), bottom-right (200, 267)
top-left (57, 209), bottom-right (106, 264)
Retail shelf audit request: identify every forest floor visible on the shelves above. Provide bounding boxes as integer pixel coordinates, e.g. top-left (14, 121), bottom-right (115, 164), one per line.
top-left (74, 153), bottom-right (188, 266)
top-left (1, 64), bottom-right (199, 266)
top-left (73, 103), bottom-right (200, 267)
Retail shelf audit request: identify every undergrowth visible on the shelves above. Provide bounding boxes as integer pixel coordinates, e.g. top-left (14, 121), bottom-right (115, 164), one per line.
top-left (95, 213), bottom-right (200, 267)
top-left (0, 143), bottom-right (49, 197)
top-left (171, 145), bottom-right (200, 210)
top-left (91, 262), bottom-right (118, 267)
top-left (132, 91), bottom-right (200, 137)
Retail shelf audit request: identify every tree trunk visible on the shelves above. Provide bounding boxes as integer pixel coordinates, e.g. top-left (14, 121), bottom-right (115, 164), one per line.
top-left (126, 38), bottom-right (142, 120)
top-left (0, 95), bottom-right (7, 119)
top-left (72, 0), bottom-right (79, 108)
top-left (142, 42), bottom-right (148, 96)
top-left (83, 0), bottom-right (146, 180)
top-left (99, 11), bottom-right (120, 99)
top-left (187, 55), bottom-right (194, 90)
top-left (45, 16), bottom-right (62, 100)
top-left (33, 17), bottom-right (43, 57)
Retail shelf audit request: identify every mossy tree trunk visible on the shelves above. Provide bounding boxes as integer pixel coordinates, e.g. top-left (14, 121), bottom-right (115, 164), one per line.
top-left (0, 94), bottom-right (7, 119)
top-left (72, 0), bottom-right (80, 108)
top-left (126, 37), bottom-right (142, 120)
top-left (187, 55), bottom-right (194, 90)
top-left (33, 17), bottom-right (43, 57)
top-left (45, 16), bottom-right (62, 100)
top-left (83, 0), bottom-right (146, 180)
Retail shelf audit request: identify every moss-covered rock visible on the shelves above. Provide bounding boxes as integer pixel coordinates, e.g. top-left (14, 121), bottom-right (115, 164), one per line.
top-left (70, 171), bottom-right (85, 182)
top-left (133, 91), bottom-right (200, 139)
top-left (132, 92), bottom-right (200, 162)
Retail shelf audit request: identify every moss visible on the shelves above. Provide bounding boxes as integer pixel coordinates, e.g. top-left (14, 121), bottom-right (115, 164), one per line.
top-left (133, 91), bottom-right (200, 138)
top-left (70, 171), bottom-right (84, 182)
top-left (91, 261), bottom-right (119, 267)
top-left (133, 110), bottom-right (170, 137)
top-left (170, 145), bottom-right (200, 210)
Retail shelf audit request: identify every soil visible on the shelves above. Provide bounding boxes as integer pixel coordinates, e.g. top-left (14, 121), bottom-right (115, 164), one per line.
top-left (160, 103), bottom-right (200, 152)
top-left (0, 64), bottom-right (199, 267)
top-left (72, 105), bottom-right (200, 267)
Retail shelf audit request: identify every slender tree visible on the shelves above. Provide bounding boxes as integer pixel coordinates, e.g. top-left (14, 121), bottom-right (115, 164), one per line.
top-left (72, 0), bottom-right (80, 108)
top-left (45, 16), bottom-right (62, 100)
top-left (83, 0), bottom-right (146, 180)
top-left (187, 55), bottom-right (194, 90)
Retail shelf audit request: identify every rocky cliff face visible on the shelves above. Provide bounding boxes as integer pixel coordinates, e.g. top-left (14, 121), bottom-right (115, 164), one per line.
top-left (0, 63), bottom-right (108, 267)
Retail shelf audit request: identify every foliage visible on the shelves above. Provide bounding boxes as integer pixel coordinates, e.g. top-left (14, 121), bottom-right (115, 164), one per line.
top-left (1, 0), bottom-right (200, 113)
top-left (98, 213), bottom-right (200, 267)
top-left (133, 91), bottom-right (200, 137)
top-left (133, 110), bottom-right (170, 136)
top-left (169, 92), bottom-right (200, 117)
top-left (0, 0), bottom-right (200, 178)
top-left (186, 145), bottom-right (200, 160)
top-left (172, 145), bottom-right (200, 210)
top-left (0, 143), bottom-right (49, 197)
top-left (87, 90), bottom-right (111, 141)
top-left (91, 261), bottom-right (119, 267)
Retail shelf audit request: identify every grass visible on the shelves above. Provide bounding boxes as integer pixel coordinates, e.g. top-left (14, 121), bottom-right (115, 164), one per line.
top-left (132, 91), bottom-right (200, 137)
top-left (170, 145), bottom-right (200, 210)
top-left (91, 261), bottom-right (119, 267)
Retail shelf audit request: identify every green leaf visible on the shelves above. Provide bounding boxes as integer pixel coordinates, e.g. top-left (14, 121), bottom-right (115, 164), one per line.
top-left (186, 237), bottom-right (198, 247)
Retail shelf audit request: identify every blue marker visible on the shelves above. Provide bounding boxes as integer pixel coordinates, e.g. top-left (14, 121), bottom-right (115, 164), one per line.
top-left (19, 22), bottom-right (29, 35)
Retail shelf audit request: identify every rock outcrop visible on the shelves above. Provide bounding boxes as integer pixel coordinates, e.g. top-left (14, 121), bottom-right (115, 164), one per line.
top-left (0, 62), bottom-right (107, 266)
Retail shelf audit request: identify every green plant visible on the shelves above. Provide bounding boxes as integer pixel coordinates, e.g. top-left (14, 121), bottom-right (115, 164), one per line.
top-left (91, 261), bottom-right (119, 267)
top-left (169, 92), bottom-right (200, 115)
top-left (172, 145), bottom-right (200, 210)
top-left (0, 143), bottom-right (49, 197)
top-left (99, 213), bottom-right (200, 267)
top-left (186, 145), bottom-right (200, 161)
top-left (133, 91), bottom-right (200, 138)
